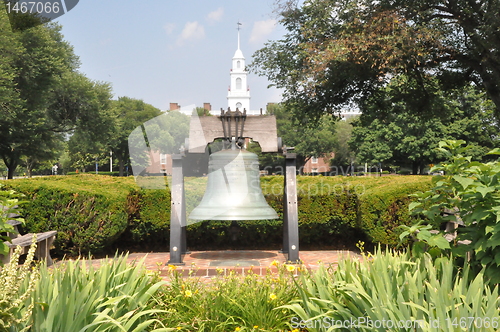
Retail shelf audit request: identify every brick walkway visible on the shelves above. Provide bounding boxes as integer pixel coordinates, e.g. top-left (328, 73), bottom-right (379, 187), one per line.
top-left (80, 250), bottom-right (361, 278)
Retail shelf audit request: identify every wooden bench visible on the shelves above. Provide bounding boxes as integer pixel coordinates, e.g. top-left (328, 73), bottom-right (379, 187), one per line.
top-left (2, 206), bottom-right (58, 266)
top-left (6, 219), bottom-right (21, 239)
top-left (2, 231), bottom-right (58, 266)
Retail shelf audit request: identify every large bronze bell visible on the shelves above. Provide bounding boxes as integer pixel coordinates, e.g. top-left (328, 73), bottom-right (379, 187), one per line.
top-left (189, 147), bottom-right (278, 221)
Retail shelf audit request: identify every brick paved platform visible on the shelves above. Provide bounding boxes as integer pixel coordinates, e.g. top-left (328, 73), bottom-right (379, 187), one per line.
top-left (79, 250), bottom-right (361, 278)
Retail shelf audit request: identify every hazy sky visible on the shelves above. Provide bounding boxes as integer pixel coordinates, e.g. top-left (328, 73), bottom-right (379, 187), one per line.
top-left (55, 0), bottom-right (286, 112)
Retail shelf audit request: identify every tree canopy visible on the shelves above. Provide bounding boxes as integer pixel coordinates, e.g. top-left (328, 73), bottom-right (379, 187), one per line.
top-left (67, 97), bottom-right (168, 176)
top-left (350, 80), bottom-right (499, 173)
top-left (0, 7), bottom-right (111, 178)
top-left (250, 0), bottom-right (500, 121)
top-left (266, 103), bottom-right (337, 170)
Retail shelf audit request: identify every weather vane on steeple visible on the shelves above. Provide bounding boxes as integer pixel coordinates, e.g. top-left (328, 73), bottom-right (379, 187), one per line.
top-left (236, 21), bottom-right (242, 50)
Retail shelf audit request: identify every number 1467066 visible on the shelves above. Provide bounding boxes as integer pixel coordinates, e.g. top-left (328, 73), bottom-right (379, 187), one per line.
top-left (445, 317), bottom-right (499, 329)
top-left (6, 1), bottom-right (60, 14)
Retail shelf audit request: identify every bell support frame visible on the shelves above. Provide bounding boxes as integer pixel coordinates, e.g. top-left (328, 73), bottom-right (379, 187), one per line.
top-left (167, 154), bottom-right (188, 265)
top-left (168, 109), bottom-right (300, 264)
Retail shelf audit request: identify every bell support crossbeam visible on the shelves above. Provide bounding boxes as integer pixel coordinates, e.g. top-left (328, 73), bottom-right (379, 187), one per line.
top-left (188, 109), bottom-right (279, 153)
top-left (168, 109), bottom-right (300, 264)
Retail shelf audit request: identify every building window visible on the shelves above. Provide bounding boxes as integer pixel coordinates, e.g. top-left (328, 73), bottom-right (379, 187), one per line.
top-left (237, 60), bottom-right (241, 68)
top-left (236, 102), bottom-right (242, 109)
top-left (236, 78), bottom-right (242, 89)
top-left (312, 168), bottom-right (318, 173)
top-left (311, 156), bottom-right (318, 164)
top-left (160, 153), bottom-right (167, 172)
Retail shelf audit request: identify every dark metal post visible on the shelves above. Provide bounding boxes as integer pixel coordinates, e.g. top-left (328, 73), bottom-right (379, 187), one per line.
top-left (284, 153), bottom-right (300, 263)
top-left (168, 154), bottom-right (186, 265)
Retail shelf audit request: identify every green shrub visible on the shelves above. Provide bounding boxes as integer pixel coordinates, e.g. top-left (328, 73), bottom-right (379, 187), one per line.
top-left (358, 176), bottom-right (431, 245)
top-left (410, 140), bottom-right (500, 284)
top-left (65, 172), bottom-right (122, 176)
top-left (1, 175), bottom-right (137, 255)
top-left (121, 189), bottom-right (171, 248)
top-left (1, 174), bottom-right (432, 255)
top-left (285, 248), bottom-right (500, 332)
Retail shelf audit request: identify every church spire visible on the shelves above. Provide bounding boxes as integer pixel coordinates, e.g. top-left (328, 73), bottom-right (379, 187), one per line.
top-left (227, 21), bottom-right (250, 112)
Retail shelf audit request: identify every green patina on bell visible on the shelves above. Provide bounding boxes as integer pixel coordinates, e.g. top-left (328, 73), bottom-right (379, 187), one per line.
top-left (189, 147), bottom-right (278, 221)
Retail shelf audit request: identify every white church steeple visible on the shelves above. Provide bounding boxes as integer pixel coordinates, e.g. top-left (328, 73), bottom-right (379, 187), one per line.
top-left (227, 22), bottom-right (250, 112)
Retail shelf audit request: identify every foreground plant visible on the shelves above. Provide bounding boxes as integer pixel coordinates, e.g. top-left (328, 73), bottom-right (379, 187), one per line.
top-left (14, 254), bottom-right (171, 332)
top-left (154, 263), bottom-right (301, 331)
top-left (0, 241), bottom-right (38, 332)
top-left (0, 185), bottom-right (25, 257)
top-left (409, 140), bottom-right (500, 284)
top-left (284, 248), bottom-right (499, 332)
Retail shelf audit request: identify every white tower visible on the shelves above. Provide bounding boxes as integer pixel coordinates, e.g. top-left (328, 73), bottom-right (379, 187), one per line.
top-left (227, 22), bottom-right (250, 112)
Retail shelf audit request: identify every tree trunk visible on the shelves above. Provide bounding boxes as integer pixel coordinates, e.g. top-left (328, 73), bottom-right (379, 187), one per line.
top-left (412, 160), bottom-right (427, 175)
top-left (3, 155), bottom-right (19, 179)
top-left (118, 158), bottom-right (124, 177)
top-left (25, 158), bottom-right (35, 178)
top-left (412, 162), bottom-right (419, 175)
top-left (6, 161), bottom-right (17, 179)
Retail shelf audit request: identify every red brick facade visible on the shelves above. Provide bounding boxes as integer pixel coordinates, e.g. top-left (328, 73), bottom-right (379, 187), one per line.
top-left (302, 154), bottom-right (334, 174)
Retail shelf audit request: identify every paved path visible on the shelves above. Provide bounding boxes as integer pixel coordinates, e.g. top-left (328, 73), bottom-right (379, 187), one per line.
top-left (77, 250), bottom-right (361, 278)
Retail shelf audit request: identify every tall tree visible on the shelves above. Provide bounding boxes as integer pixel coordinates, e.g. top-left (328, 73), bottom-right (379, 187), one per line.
top-left (330, 118), bottom-right (356, 169)
top-left (350, 80), bottom-right (499, 173)
top-left (267, 103), bottom-right (337, 172)
top-left (0, 7), bottom-right (109, 178)
top-left (251, 0), bottom-right (500, 121)
top-left (128, 108), bottom-right (190, 178)
top-left (111, 97), bottom-right (164, 176)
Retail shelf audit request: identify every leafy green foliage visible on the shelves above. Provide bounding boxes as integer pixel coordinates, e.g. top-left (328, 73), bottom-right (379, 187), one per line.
top-left (123, 189), bottom-right (171, 247)
top-left (410, 140), bottom-right (500, 284)
top-left (107, 97), bottom-right (165, 176)
top-left (155, 262), bottom-right (299, 331)
top-left (350, 80), bottom-right (498, 174)
top-left (2, 175), bottom-right (431, 255)
top-left (285, 248), bottom-right (499, 331)
top-left (0, 185), bottom-right (24, 257)
top-left (251, 0), bottom-right (500, 120)
top-left (15, 255), bottom-right (170, 332)
top-left (0, 240), bottom-right (38, 331)
top-left (1, 175), bottom-right (137, 255)
top-left (399, 221), bottom-right (451, 258)
top-left (0, 9), bottom-right (112, 179)
top-left (330, 119), bottom-right (356, 168)
top-left (356, 176), bottom-right (431, 245)
top-left (266, 103), bottom-right (338, 169)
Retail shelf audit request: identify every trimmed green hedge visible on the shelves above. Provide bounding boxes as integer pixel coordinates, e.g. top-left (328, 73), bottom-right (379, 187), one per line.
top-left (1, 175), bottom-right (137, 256)
top-left (66, 171), bottom-right (121, 176)
top-left (1, 174), bottom-right (431, 256)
